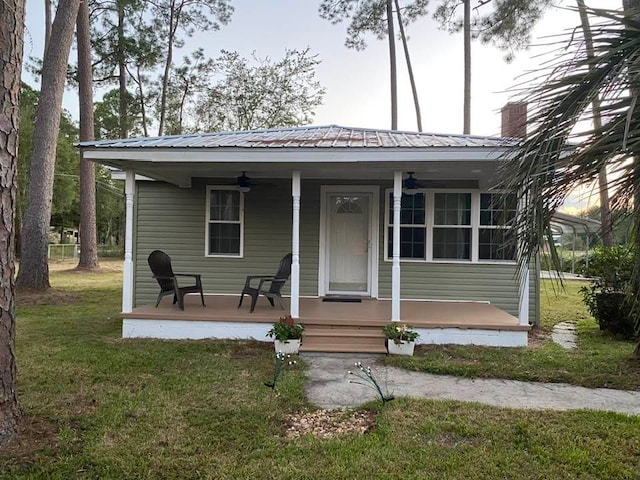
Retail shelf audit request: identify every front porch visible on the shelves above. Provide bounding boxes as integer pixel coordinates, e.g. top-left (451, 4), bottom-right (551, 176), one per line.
top-left (123, 295), bottom-right (530, 350)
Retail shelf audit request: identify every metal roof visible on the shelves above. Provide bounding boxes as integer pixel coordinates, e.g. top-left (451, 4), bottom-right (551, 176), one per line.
top-left (78, 125), bottom-right (518, 150)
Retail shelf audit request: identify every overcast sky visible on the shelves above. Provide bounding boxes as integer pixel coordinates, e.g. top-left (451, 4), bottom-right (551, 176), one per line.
top-left (22, 0), bottom-right (621, 211)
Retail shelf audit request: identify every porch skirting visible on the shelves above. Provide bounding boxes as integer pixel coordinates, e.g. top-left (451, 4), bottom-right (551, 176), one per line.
top-left (122, 295), bottom-right (529, 348)
top-left (123, 319), bottom-right (271, 341)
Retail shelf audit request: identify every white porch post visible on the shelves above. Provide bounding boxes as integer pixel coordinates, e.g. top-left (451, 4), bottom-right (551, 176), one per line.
top-left (391, 171), bottom-right (402, 321)
top-left (517, 190), bottom-right (530, 326)
top-left (122, 170), bottom-right (135, 313)
top-left (518, 266), bottom-right (530, 326)
top-left (291, 171), bottom-right (301, 318)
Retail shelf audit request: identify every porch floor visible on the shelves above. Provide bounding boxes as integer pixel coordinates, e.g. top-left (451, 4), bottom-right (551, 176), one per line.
top-left (124, 295), bottom-right (529, 350)
top-left (127, 294), bottom-right (527, 330)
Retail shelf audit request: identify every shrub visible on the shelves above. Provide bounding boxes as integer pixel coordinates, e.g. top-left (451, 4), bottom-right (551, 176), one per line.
top-left (586, 245), bottom-right (634, 286)
top-left (580, 246), bottom-right (639, 339)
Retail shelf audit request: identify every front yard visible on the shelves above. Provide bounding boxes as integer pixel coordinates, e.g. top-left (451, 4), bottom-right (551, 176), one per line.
top-left (385, 280), bottom-right (640, 390)
top-left (2, 262), bottom-right (639, 479)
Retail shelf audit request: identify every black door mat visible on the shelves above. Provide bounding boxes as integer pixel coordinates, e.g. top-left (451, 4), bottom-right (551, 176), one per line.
top-left (322, 297), bottom-right (362, 303)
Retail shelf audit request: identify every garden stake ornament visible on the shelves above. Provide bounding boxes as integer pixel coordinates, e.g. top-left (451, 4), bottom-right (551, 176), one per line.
top-left (348, 361), bottom-right (394, 403)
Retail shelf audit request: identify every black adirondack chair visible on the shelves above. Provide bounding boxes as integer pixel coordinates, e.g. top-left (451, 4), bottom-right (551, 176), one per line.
top-left (238, 253), bottom-right (292, 313)
top-left (148, 250), bottom-right (205, 310)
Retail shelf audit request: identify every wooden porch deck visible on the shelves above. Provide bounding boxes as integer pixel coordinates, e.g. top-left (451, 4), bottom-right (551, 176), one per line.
top-left (124, 295), bottom-right (529, 351)
top-left (127, 294), bottom-right (524, 329)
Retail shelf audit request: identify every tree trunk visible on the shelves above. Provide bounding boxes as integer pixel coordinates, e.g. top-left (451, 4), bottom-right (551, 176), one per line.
top-left (463, 0), bottom-right (471, 134)
top-left (577, 0), bottom-right (614, 246)
top-left (117, 0), bottom-right (128, 139)
top-left (158, 4), bottom-right (179, 136)
top-left (135, 66), bottom-right (149, 136)
top-left (76, 0), bottom-right (99, 270)
top-left (15, 0), bottom-right (81, 291)
top-left (0, 0), bottom-right (24, 447)
top-left (44, 0), bottom-right (51, 53)
top-left (386, 0), bottom-right (397, 130)
top-left (394, 0), bottom-right (422, 132)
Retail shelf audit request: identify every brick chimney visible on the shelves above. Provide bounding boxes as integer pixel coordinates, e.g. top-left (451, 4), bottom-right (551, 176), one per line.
top-left (501, 102), bottom-right (527, 138)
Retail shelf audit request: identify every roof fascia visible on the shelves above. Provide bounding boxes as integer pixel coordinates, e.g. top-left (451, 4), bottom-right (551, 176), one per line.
top-left (82, 146), bottom-right (513, 163)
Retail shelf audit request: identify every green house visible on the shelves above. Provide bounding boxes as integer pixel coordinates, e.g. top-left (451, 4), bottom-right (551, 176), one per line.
top-left (80, 125), bottom-right (535, 351)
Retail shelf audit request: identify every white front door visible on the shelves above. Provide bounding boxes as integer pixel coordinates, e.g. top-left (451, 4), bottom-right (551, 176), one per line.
top-left (326, 193), bottom-right (371, 295)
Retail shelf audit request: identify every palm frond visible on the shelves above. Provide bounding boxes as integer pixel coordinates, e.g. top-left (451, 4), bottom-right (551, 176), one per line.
top-left (499, 7), bottom-right (640, 300)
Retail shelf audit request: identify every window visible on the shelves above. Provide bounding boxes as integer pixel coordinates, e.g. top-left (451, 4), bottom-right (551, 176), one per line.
top-left (479, 193), bottom-right (516, 261)
top-left (206, 187), bottom-right (243, 256)
top-left (433, 193), bottom-right (471, 260)
top-left (387, 192), bottom-right (426, 260)
top-left (385, 189), bottom-right (517, 264)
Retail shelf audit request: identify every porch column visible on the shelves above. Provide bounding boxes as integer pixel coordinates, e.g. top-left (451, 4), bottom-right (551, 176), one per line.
top-left (123, 170), bottom-right (135, 313)
top-left (391, 171), bottom-right (402, 321)
top-left (291, 171), bottom-right (301, 318)
top-left (517, 190), bottom-right (530, 326)
top-left (518, 266), bottom-right (530, 326)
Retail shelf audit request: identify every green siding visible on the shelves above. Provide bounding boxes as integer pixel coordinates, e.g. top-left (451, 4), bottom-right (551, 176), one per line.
top-left (375, 189), bottom-right (526, 318)
top-left (134, 179), bottom-right (295, 306)
top-left (132, 179), bottom-right (539, 322)
top-left (377, 261), bottom-right (520, 315)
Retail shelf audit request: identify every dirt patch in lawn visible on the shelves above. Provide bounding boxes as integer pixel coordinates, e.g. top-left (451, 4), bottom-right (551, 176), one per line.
top-left (17, 288), bottom-right (79, 306)
top-left (0, 416), bottom-right (60, 460)
top-left (229, 340), bottom-right (271, 359)
top-left (47, 259), bottom-right (123, 273)
top-left (283, 410), bottom-right (376, 439)
top-left (57, 393), bottom-right (98, 417)
top-left (528, 327), bottom-right (550, 348)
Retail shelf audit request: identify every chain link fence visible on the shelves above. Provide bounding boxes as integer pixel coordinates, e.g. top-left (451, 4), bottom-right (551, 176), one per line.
top-left (47, 244), bottom-right (124, 260)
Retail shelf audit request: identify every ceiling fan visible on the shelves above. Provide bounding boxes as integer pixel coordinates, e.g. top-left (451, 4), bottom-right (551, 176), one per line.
top-left (402, 172), bottom-right (426, 194)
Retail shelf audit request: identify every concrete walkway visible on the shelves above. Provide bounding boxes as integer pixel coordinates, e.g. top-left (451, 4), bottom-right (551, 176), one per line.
top-left (551, 321), bottom-right (578, 349)
top-left (303, 354), bottom-right (640, 416)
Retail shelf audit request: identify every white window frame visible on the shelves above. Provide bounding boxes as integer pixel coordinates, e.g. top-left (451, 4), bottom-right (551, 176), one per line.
top-left (384, 188), bottom-right (517, 265)
top-left (432, 191), bottom-right (473, 262)
top-left (205, 186), bottom-right (244, 258)
top-left (383, 190), bottom-right (428, 262)
top-left (478, 192), bottom-right (517, 262)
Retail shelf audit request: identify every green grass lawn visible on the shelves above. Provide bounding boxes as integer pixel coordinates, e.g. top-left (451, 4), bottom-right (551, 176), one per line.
top-left (384, 280), bottom-right (640, 390)
top-left (2, 263), bottom-right (640, 479)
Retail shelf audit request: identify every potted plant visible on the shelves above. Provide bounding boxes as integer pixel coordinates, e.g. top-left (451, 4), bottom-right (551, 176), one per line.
top-left (266, 315), bottom-right (304, 354)
top-left (383, 323), bottom-right (419, 356)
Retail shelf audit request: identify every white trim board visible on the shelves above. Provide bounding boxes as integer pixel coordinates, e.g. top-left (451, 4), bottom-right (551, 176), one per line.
top-left (415, 328), bottom-right (527, 347)
top-left (83, 148), bottom-right (511, 163)
top-left (122, 320), bottom-right (527, 347)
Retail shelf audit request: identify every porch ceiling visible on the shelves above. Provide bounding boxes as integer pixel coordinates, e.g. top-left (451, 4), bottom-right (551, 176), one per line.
top-left (104, 159), bottom-right (502, 189)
